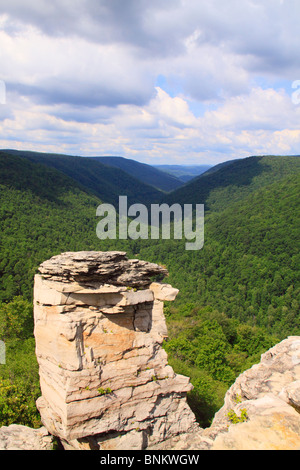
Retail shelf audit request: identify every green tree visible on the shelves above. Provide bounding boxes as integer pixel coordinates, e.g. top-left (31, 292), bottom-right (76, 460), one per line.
top-left (0, 297), bottom-right (33, 341)
top-left (0, 378), bottom-right (41, 428)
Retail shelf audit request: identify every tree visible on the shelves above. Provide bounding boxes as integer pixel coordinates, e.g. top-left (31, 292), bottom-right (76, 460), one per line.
top-left (0, 297), bottom-right (34, 341)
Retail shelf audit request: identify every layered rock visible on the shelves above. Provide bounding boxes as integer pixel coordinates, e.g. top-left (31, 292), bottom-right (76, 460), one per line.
top-left (208, 336), bottom-right (300, 450)
top-left (33, 251), bottom-right (199, 450)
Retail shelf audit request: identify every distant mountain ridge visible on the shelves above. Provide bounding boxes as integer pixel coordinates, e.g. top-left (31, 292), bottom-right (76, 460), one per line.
top-left (93, 156), bottom-right (183, 192)
top-left (0, 151), bottom-right (108, 301)
top-left (165, 155), bottom-right (300, 212)
top-left (2, 150), bottom-right (299, 213)
top-left (0, 149), bottom-right (163, 207)
top-left (154, 164), bottom-right (212, 182)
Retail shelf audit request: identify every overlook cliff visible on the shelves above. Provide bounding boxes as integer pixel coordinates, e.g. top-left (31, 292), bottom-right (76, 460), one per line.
top-left (0, 252), bottom-right (299, 450)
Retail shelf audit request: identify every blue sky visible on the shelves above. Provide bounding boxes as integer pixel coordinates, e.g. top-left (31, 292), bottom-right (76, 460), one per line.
top-left (0, 0), bottom-right (299, 165)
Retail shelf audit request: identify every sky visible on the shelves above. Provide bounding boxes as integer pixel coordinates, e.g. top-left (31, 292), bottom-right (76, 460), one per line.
top-left (0, 0), bottom-right (300, 165)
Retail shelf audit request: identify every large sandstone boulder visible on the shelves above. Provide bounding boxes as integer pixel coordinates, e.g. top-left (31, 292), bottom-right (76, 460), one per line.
top-left (33, 251), bottom-right (198, 450)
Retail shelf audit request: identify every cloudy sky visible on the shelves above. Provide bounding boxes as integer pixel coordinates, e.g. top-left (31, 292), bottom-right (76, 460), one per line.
top-left (0, 0), bottom-right (299, 165)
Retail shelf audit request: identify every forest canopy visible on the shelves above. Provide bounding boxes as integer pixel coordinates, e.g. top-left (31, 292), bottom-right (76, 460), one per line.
top-left (0, 151), bottom-right (299, 427)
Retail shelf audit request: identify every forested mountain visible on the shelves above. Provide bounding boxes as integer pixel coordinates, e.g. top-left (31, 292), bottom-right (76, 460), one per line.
top-left (93, 156), bottom-right (183, 192)
top-left (137, 164), bottom-right (300, 423)
top-left (0, 150), bottom-right (163, 207)
top-left (154, 164), bottom-right (212, 182)
top-left (165, 155), bottom-right (300, 212)
top-left (140, 171), bottom-right (299, 336)
top-left (0, 152), bottom-right (120, 302)
top-left (0, 151), bottom-right (299, 428)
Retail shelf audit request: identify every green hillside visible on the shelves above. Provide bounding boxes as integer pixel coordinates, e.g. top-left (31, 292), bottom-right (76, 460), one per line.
top-left (93, 156), bottom-right (183, 192)
top-left (137, 169), bottom-right (299, 423)
top-left (0, 153), bottom-right (120, 428)
top-left (0, 151), bottom-right (132, 302)
top-left (140, 171), bottom-right (300, 336)
top-left (165, 155), bottom-right (300, 212)
top-left (0, 151), bottom-right (299, 428)
top-left (0, 150), bottom-right (162, 207)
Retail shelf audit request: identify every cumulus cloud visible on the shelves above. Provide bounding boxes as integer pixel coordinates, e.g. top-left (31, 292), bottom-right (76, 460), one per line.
top-left (0, 1), bottom-right (299, 163)
top-left (0, 24), bottom-right (156, 108)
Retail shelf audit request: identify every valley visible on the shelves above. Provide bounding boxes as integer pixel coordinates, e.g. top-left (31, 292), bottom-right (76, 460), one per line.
top-left (0, 150), bottom-right (299, 428)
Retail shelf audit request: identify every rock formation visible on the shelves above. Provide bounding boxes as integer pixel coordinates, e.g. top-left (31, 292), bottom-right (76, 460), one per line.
top-left (209, 335), bottom-right (300, 450)
top-left (1, 251), bottom-right (299, 451)
top-left (0, 425), bottom-right (53, 450)
top-left (141, 336), bottom-right (300, 451)
top-left (33, 251), bottom-right (199, 450)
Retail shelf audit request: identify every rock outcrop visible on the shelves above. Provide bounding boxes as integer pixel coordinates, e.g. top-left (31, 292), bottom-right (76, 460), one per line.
top-left (144, 336), bottom-right (300, 451)
top-left (0, 425), bottom-right (53, 450)
top-left (1, 251), bottom-right (299, 451)
top-left (33, 251), bottom-right (199, 450)
top-left (209, 335), bottom-right (300, 450)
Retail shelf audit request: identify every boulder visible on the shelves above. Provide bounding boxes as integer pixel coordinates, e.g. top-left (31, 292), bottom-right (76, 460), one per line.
top-left (209, 336), bottom-right (300, 450)
top-left (33, 251), bottom-right (198, 449)
top-left (0, 425), bottom-right (53, 450)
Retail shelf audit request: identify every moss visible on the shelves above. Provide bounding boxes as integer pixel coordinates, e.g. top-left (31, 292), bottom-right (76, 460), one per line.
top-left (97, 387), bottom-right (112, 396)
top-left (227, 408), bottom-right (248, 424)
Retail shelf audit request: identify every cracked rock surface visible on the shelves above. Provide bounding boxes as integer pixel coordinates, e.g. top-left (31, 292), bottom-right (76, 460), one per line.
top-left (33, 251), bottom-right (197, 449)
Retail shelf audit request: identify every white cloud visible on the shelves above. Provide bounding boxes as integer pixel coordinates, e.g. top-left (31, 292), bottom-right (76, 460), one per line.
top-left (1, 83), bottom-right (300, 165)
top-left (202, 87), bottom-right (300, 131)
top-left (0, 23), bottom-right (156, 107)
top-left (0, 1), bottom-right (299, 164)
